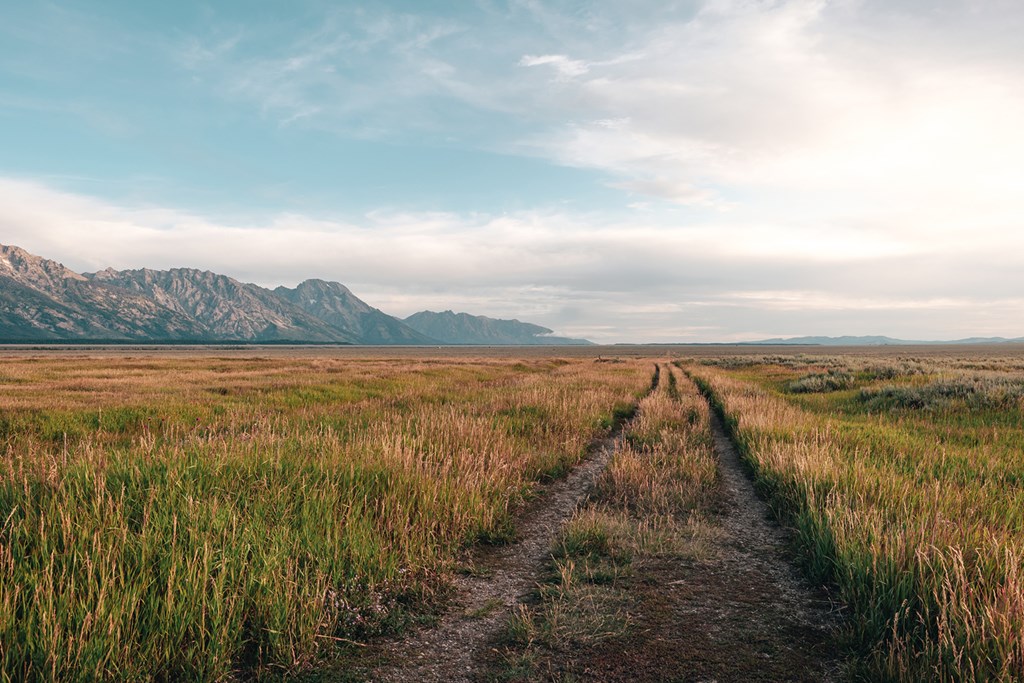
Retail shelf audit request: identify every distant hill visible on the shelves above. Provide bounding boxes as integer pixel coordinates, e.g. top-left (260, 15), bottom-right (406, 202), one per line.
top-left (750, 335), bottom-right (1024, 346)
top-left (403, 310), bottom-right (593, 345)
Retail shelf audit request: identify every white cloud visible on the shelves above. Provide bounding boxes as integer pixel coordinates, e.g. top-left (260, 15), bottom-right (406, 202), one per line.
top-left (608, 178), bottom-right (721, 207)
top-left (176, 8), bottom-right (484, 137)
top-left (518, 54), bottom-right (590, 80)
top-left (4, 176), bottom-right (1024, 343)
top-left (178, 33), bottom-right (241, 70)
top-left (507, 0), bottom-right (1024, 248)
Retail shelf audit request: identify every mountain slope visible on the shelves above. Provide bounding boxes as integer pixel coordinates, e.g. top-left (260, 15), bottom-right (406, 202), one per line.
top-left (403, 310), bottom-right (592, 345)
top-left (0, 276), bottom-right (104, 340)
top-left (0, 244), bottom-right (596, 345)
top-left (87, 268), bottom-right (356, 343)
top-left (0, 245), bottom-right (206, 340)
top-left (275, 279), bottom-right (437, 345)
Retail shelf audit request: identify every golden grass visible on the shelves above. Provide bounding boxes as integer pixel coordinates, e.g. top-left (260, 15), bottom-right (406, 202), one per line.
top-left (0, 354), bottom-right (650, 681)
top-left (689, 357), bottom-right (1024, 682)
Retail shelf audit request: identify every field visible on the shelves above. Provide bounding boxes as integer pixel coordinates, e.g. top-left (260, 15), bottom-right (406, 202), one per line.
top-left (3, 345), bottom-right (1024, 681)
top-left (688, 352), bottom-right (1024, 681)
top-left (0, 350), bottom-right (649, 680)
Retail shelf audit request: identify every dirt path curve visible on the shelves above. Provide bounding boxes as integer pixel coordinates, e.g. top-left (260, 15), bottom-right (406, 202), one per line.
top-left (661, 408), bottom-right (846, 682)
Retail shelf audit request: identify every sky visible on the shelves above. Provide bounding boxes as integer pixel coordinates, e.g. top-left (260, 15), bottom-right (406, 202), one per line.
top-left (2, 0), bottom-right (1023, 343)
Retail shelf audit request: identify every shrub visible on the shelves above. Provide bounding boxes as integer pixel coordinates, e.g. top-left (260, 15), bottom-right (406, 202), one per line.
top-left (787, 370), bottom-right (854, 394)
top-left (859, 376), bottom-right (1024, 411)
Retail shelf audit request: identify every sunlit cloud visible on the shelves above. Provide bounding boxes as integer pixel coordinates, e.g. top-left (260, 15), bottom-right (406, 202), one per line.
top-left (4, 174), bottom-right (1024, 343)
top-left (518, 54), bottom-right (590, 80)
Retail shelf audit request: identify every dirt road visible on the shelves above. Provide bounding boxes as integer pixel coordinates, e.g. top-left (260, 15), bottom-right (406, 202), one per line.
top-left (361, 369), bottom-right (845, 682)
top-left (588, 409), bottom-right (845, 681)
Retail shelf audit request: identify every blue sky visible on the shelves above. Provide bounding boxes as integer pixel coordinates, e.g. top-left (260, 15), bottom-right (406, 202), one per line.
top-left (0, 1), bottom-right (625, 214)
top-left (3, 1), bottom-right (1024, 342)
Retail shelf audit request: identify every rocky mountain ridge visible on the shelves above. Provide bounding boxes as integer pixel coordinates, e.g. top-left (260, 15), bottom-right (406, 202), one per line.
top-left (0, 245), bottom-right (593, 345)
top-left (89, 266), bottom-right (353, 343)
top-left (275, 279), bottom-right (435, 345)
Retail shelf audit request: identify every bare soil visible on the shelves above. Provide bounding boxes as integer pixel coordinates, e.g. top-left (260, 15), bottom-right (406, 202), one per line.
top-left (681, 412), bottom-right (845, 681)
top-left (517, 410), bottom-right (847, 682)
top-left (362, 433), bottom-right (625, 683)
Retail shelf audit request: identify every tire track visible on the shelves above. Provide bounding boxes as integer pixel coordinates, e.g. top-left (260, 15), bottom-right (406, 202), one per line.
top-left (661, 375), bottom-right (846, 681)
top-left (368, 366), bottom-right (660, 683)
top-left (476, 369), bottom-right (848, 682)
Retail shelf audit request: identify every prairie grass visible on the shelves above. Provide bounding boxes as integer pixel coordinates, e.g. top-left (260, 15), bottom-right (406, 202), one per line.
top-left (496, 364), bottom-right (720, 680)
top-left (0, 354), bottom-right (649, 681)
top-left (689, 357), bottom-right (1024, 682)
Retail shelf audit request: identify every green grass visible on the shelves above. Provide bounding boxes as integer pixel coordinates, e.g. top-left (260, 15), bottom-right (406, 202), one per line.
top-left (786, 369), bottom-right (854, 394)
top-left (689, 356), bottom-right (1024, 681)
top-left (0, 355), bottom-right (650, 681)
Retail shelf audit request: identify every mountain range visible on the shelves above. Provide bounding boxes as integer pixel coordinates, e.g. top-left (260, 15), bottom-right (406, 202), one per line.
top-left (749, 335), bottom-right (1024, 346)
top-left (0, 244), bottom-right (591, 345)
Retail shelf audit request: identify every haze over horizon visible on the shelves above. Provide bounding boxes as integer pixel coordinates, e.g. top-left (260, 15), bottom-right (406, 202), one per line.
top-left (2, 1), bottom-right (1022, 344)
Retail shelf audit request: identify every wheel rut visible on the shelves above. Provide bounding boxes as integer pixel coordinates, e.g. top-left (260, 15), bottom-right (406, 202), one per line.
top-left (367, 368), bottom-right (845, 682)
top-left (371, 438), bottom-right (618, 682)
top-left (368, 367), bottom-right (659, 683)
top-left (660, 404), bottom-right (846, 681)
top-left (492, 372), bottom-right (847, 682)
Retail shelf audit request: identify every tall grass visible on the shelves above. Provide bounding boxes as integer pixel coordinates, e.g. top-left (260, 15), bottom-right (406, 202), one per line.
top-left (598, 364), bottom-right (719, 518)
top-left (0, 355), bottom-right (649, 681)
top-left (689, 360), bottom-right (1024, 682)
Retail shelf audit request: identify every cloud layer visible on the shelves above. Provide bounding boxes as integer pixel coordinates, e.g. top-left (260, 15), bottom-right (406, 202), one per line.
top-left (4, 175), bottom-right (1024, 343)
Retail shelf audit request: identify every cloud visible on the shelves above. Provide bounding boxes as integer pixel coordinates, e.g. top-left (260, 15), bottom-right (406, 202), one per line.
top-left (4, 176), bottom-right (1024, 343)
top-left (178, 33), bottom-right (241, 70)
top-left (608, 178), bottom-right (721, 207)
top-left (174, 7), bottom-right (499, 139)
top-left (518, 54), bottom-right (590, 80)
top-left (506, 1), bottom-right (1024, 233)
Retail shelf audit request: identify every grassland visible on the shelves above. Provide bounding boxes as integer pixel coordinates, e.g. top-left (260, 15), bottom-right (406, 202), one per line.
top-left (688, 354), bottom-right (1024, 681)
top-left (8, 345), bottom-right (1024, 682)
top-left (0, 353), bottom-right (650, 681)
